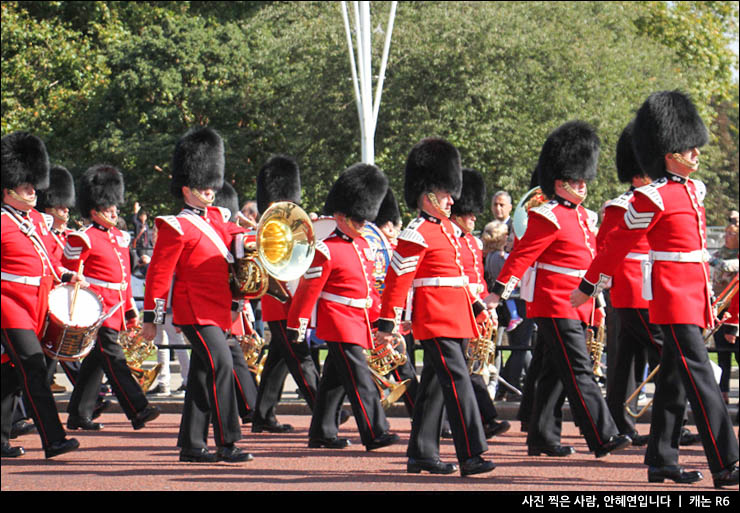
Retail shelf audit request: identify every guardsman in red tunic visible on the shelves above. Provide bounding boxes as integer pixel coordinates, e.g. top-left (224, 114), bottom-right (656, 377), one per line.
top-left (1, 132), bottom-right (79, 459)
top-left (214, 183), bottom-right (258, 422)
top-left (486, 121), bottom-right (631, 460)
top-left (599, 121), bottom-right (663, 447)
top-left (572, 91), bottom-right (739, 488)
top-left (287, 164), bottom-right (399, 452)
top-left (451, 168), bottom-right (511, 440)
top-left (63, 165), bottom-right (160, 432)
top-left (37, 165), bottom-right (83, 389)
top-left (252, 155), bottom-right (319, 434)
top-left (142, 127), bottom-right (251, 464)
top-left (377, 138), bottom-right (495, 477)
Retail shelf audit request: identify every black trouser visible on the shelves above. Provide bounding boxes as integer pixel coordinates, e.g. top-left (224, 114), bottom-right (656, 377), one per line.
top-left (177, 325), bottom-right (241, 449)
top-left (1, 328), bottom-right (67, 449)
top-left (68, 327), bottom-right (148, 421)
top-left (407, 337), bottom-right (488, 463)
top-left (309, 341), bottom-right (389, 447)
top-left (386, 333), bottom-right (419, 417)
top-left (607, 308), bottom-right (663, 436)
top-left (460, 338), bottom-right (499, 424)
top-left (499, 299), bottom-right (534, 392)
top-left (645, 324), bottom-right (738, 473)
top-left (226, 338), bottom-right (257, 421)
top-left (527, 318), bottom-right (619, 452)
top-left (253, 320), bottom-right (319, 424)
top-left (714, 324), bottom-right (739, 395)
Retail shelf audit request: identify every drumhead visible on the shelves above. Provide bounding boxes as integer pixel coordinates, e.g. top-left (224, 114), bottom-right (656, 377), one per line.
top-left (48, 285), bottom-right (103, 327)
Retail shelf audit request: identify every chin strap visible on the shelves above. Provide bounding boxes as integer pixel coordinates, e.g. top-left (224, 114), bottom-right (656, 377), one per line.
top-left (426, 192), bottom-right (451, 218)
top-left (191, 188), bottom-right (215, 206)
top-left (671, 152), bottom-right (699, 171)
top-left (7, 188), bottom-right (37, 207)
top-left (561, 182), bottom-right (587, 202)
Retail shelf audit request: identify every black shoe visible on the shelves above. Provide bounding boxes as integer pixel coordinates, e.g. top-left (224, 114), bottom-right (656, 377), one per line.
top-left (595, 434), bottom-right (632, 458)
top-left (10, 420), bottom-right (36, 439)
top-left (460, 455), bottom-right (496, 477)
top-left (679, 428), bottom-right (701, 446)
top-left (441, 427), bottom-right (453, 439)
top-left (252, 420), bottom-right (294, 433)
top-left (44, 437), bottom-right (79, 459)
top-left (628, 432), bottom-right (649, 447)
top-left (2, 442), bottom-right (25, 458)
top-left (92, 399), bottom-right (111, 420)
top-left (241, 412), bottom-right (253, 425)
top-left (712, 465), bottom-right (739, 489)
top-left (366, 432), bottom-right (400, 451)
top-left (132, 405), bottom-right (160, 430)
top-left (528, 445), bottom-right (575, 457)
top-left (67, 415), bottom-right (103, 431)
top-left (648, 465), bottom-right (703, 484)
top-left (308, 437), bottom-right (351, 449)
top-left (407, 457), bottom-right (458, 474)
top-left (520, 421), bottom-right (528, 433)
top-left (484, 420), bottom-right (511, 439)
top-left (217, 445), bottom-right (254, 463)
top-left (179, 447), bottom-right (218, 463)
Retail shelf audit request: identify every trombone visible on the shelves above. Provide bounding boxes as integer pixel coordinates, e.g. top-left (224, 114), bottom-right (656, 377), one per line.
top-left (625, 274), bottom-right (738, 419)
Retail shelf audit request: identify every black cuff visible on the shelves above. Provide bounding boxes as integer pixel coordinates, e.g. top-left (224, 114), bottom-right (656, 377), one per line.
top-left (142, 311), bottom-right (156, 323)
top-left (472, 300), bottom-right (485, 317)
top-left (286, 328), bottom-right (299, 344)
top-left (578, 279), bottom-right (597, 297)
top-left (377, 318), bottom-right (396, 334)
top-left (60, 272), bottom-right (73, 283)
top-left (125, 309), bottom-right (138, 321)
top-left (491, 281), bottom-right (506, 297)
top-left (231, 300), bottom-right (243, 312)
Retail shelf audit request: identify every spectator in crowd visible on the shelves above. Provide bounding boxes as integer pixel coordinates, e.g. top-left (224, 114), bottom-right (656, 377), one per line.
top-left (490, 190), bottom-right (513, 227)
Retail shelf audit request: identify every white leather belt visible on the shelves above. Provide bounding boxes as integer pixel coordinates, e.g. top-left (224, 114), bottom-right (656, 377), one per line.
top-left (649, 249), bottom-right (708, 263)
top-left (86, 276), bottom-right (128, 291)
top-left (536, 262), bottom-right (586, 278)
top-left (319, 291), bottom-right (372, 309)
top-left (625, 252), bottom-right (649, 261)
top-left (413, 276), bottom-right (469, 288)
top-left (1, 272), bottom-right (42, 286)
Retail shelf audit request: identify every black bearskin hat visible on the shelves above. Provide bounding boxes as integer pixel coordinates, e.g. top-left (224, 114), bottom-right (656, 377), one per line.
top-left (78, 164), bottom-right (124, 218)
top-left (256, 155), bottom-right (301, 215)
top-left (38, 165), bottom-right (75, 210)
top-left (1, 131), bottom-right (50, 191)
top-left (403, 137), bottom-right (462, 210)
top-left (616, 120), bottom-right (645, 183)
top-left (536, 120), bottom-right (600, 198)
top-left (451, 168), bottom-right (487, 216)
top-left (631, 90), bottom-right (708, 180)
top-left (170, 127), bottom-right (225, 200)
top-left (374, 187), bottom-right (401, 227)
top-left (214, 182), bottom-right (240, 223)
top-left (323, 163), bottom-right (388, 222)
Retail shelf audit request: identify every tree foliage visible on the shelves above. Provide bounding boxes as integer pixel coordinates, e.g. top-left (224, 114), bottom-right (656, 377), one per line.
top-left (2, 1), bottom-right (737, 227)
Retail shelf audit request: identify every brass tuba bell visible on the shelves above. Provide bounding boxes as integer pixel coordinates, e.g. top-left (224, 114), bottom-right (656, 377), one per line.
top-left (368, 332), bottom-right (411, 409)
top-left (230, 201), bottom-right (316, 300)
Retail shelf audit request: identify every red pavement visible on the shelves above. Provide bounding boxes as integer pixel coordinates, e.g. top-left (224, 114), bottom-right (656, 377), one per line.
top-left (2, 413), bottom-right (735, 494)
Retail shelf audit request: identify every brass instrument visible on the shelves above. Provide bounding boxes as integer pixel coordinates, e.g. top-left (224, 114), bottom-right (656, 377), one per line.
top-left (230, 201), bottom-right (316, 301)
top-left (118, 326), bottom-right (163, 393)
top-left (511, 186), bottom-right (547, 240)
top-left (368, 332), bottom-right (411, 409)
top-left (466, 314), bottom-right (497, 376)
top-left (625, 275), bottom-right (738, 419)
top-left (237, 332), bottom-right (268, 385)
top-left (585, 322), bottom-right (606, 379)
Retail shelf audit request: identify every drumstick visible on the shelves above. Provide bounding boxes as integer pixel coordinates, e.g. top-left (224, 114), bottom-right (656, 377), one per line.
top-left (69, 261), bottom-right (84, 322)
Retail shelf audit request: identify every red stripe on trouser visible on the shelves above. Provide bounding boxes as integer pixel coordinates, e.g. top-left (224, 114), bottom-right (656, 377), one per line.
top-left (551, 320), bottom-right (602, 446)
top-left (337, 344), bottom-right (375, 440)
top-left (2, 329), bottom-right (50, 447)
top-left (636, 310), bottom-right (661, 355)
top-left (278, 323), bottom-right (315, 403)
top-left (233, 369), bottom-right (251, 412)
top-left (193, 329), bottom-right (226, 445)
top-left (433, 338), bottom-right (471, 458)
top-left (99, 334), bottom-right (137, 416)
top-left (668, 325), bottom-right (724, 469)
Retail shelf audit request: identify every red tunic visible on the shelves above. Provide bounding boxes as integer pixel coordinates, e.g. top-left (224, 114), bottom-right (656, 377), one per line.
top-left (457, 228), bottom-right (488, 302)
top-left (582, 175), bottom-right (713, 328)
top-left (62, 223), bottom-right (135, 331)
top-left (1, 206), bottom-right (63, 334)
top-left (287, 229), bottom-right (375, 348)
top-left (144, 206), bottom-right (247, 331)
top-left (378, 212), bottom-right (477, 340)
top-left (492, 198), bottom-right (597, 323)
top-left (597, 190), bottom-right (650, 309)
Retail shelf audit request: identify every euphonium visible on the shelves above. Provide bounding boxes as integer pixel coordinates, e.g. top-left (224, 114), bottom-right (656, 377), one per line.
top-left (118, 326), bottom-right (163, 393)
top-left (466, 314), bottom-right (497, 376)
top-left (368, 331), bottom-right (411, 409)
top-left (511, 186), bottom-right (547, 240)
top-left (230, 201), bottom-right (316, 300)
